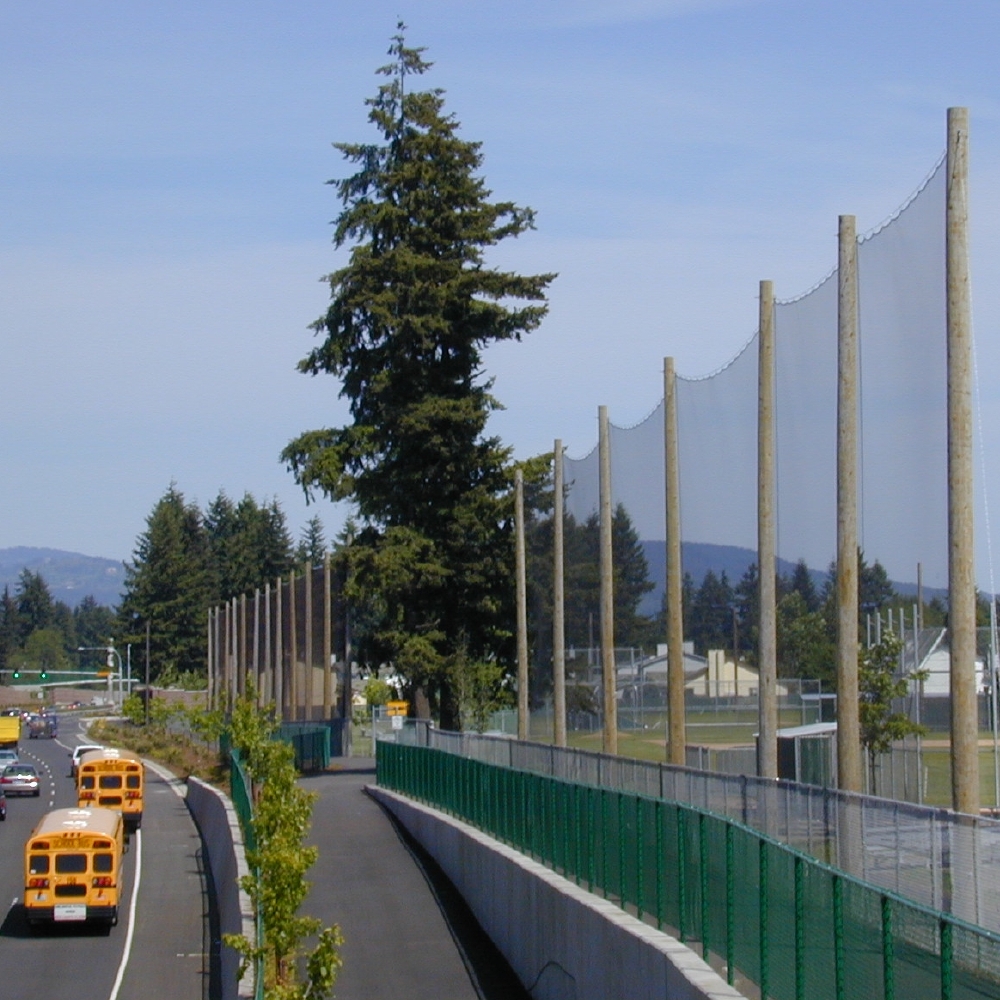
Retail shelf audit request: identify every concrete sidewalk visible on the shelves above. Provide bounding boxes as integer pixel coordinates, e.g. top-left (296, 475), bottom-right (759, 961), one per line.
top-left (303, 758), bottom-right (530, 1000)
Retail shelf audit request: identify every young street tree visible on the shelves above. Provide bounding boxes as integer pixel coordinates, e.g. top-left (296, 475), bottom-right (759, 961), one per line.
top-left (859, 629), bottom-right (926, 788)
top-left (282, 27), bottom-right (554, 727)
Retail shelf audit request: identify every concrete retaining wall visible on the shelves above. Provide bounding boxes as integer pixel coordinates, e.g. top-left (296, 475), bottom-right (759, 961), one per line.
top-left (368, 786), bottom-right (746, 1000)
top-left (187, 777), bottom-right (256, 1000)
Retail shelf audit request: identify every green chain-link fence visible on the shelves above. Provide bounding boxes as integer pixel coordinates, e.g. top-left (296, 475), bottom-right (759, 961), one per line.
top-left (229, 748), bottom-right (264, 1000)
top-left (376, 739), bottom-right (1000, 1000)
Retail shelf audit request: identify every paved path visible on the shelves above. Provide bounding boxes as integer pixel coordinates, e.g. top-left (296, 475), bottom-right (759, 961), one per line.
top-left (303, 758), bottom-right (530, 1000)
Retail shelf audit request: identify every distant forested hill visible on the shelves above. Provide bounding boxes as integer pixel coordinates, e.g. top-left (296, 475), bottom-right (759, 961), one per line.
top-left (638, 542), bottom-right (816, 616)
top-left (639, 541), bottom-right (940, 616)
top-left (0, 547), bottom-right (123, 609)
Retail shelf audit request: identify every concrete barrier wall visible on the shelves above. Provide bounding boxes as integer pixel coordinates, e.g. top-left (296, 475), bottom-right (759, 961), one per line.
top-left (187, 777), bottom-right (256, 1000)
top-left (368, 786), bottom-right (746, 1000)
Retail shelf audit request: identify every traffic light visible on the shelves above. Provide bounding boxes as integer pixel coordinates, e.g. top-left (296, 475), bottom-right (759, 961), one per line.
top-left (12, 668), bottom-right (19, 680)
top-left (39, 669), bottom-right (47, 681)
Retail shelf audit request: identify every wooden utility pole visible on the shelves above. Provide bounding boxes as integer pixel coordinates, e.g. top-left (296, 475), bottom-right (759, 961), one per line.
top-left (553, 440), bottom-right (567, 747)
top-left (757, 283), bottom-right (778, 779)
top-left (515, 468), bottom-right (530, 741)
top-left (599, 406), bottom-right (618, 754)
top-left (664, 359), bottom-right (685, 765)
top-left (947, 106), bottom-right (978, 815)
top-left (837, 214), bottom-right (863, 794)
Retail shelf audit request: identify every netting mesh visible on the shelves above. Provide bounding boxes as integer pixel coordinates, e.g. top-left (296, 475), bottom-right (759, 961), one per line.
top-left (564, 160), bottom-right (950, 589)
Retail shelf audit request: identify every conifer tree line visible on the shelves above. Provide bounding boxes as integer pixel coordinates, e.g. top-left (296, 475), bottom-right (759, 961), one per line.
top-left (115, 485), bottom-right (329, 687)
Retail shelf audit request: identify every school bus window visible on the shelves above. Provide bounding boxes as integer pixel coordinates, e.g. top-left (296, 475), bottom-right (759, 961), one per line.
top-left (55, 854), bottom-right (88, 874)
top-left (99, 775), bottom-right (122, 789)
top-left (126, 775), bottom-right (140, 789)
top-left (94, 854), bottom-right (113, 873)
top-left (29, 855), bottom-right (49, 875)
top-left (81, 775), bottom-right (95, 790)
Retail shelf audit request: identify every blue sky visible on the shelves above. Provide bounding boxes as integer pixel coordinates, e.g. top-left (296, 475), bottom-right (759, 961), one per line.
top-left (3, 1), bottom-right (1000, 572)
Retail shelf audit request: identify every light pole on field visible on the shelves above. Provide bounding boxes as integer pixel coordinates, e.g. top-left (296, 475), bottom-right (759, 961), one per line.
top-left (77, 642), bottom-right (124, 709)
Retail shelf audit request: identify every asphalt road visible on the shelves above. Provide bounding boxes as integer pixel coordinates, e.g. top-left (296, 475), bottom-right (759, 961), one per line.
top-left (0, 717), bottom-right (216, 1000)
top-left (304, 759), bottom-right (530, 1000)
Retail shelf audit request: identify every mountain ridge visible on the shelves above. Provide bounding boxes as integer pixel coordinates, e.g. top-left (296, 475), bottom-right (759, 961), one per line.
top-left (0, 547), bottom-right (125, 609)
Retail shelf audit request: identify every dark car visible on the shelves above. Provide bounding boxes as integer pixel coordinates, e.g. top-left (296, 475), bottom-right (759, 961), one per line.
top-left (0, 786), bottom-right (6, 820)
top-left (27, 715), bottom-right (56, 739)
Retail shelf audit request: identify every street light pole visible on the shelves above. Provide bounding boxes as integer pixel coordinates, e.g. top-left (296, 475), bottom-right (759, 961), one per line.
top-left (145, 621), bottom-right (151, 726)
top-left (105, 640), bottom-right (124, 710)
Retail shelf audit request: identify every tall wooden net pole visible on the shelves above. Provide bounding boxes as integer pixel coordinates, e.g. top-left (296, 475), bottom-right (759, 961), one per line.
top-left (599, 406), bottom-right (618, 754)
top-left (664, 359), bottom-right (685, 765)
top-left (253, 589), bottom-right (261, 707)
top-left (274, 577), bottom-right (284, 721)
top-left (230, 597), bottom-right (238, 703)
top-left (207, 610), bottom-right (215, 711)
top-left (553, 440), bottom-right (567, 747)
top-left (947, 106), bottom-right (978, 815)
top-left (515, 468), bottom-right (529, 741)
top-left (323, 554), bottom-right (333, 721)
top-left (304, 562), bottom-right (314, 722)
top-left (289, 569), bottom-right (298, 721)
top-left (757, 284), bottom-right (778, 779)
top-left (837, 214), bottom-right (863, 794)
top-left (264, 582), bottom-right (272, 705)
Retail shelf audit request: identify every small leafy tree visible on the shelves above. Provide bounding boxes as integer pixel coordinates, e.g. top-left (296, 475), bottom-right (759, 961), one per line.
top-left (225, 693), bottom-right (343, 999)
top-left (450, 647), bottom-right (513, 733)
top-left (858, 629), bottom-right (927, 788)
top-left (362, 676), bottom-right (393, 712)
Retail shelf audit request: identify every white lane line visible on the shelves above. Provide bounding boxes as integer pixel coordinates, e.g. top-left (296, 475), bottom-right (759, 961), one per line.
top-left (107, 828), bottom-right (142, 1000)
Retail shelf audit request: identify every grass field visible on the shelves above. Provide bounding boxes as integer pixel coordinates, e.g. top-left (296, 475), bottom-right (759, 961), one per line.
top-left (528, 711), bottom-right (1000, 809)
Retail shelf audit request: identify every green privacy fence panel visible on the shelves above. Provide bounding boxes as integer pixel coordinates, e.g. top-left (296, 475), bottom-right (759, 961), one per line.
top-left (276, 722), bottom-right (331, 772)
top-left (230, 747), bottom-right (257, 855)
top-left (376, 739), bottom-right (1000, 1000)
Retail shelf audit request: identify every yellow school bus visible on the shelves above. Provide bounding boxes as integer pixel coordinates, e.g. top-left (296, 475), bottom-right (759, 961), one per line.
top-left (24, 807), bottom-right (125, 929)
top-left (77, 748), bottom-right (145, 830)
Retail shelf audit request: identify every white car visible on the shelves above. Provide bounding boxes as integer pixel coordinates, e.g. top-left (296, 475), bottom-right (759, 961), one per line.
top-left (70, 744), bottom-right (104, 777)
top-left (0, 749), bottom-right (18, 768)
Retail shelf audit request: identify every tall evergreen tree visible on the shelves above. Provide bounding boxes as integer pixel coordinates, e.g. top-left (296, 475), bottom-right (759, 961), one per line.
top-left (118, 485), bottom-right (214, 683)
top-left (789, 558), bottom-right (820, 613)
top-left (15, 569), bottom-right (55, 645)
top-left (296, 516), bottom-right (328, 567)
top-left (73, 596), bottom-right (116, 656)
top-left (282, 28), bottom-right (554, 727)
top-left (0, 587), bottom-right (18, 679)
top-left (688, 570), bottom-right (736, 656)
top-left (258, 499), bottom-right (295, 584)
top-left (206, 490), bottom-right (295, 599)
